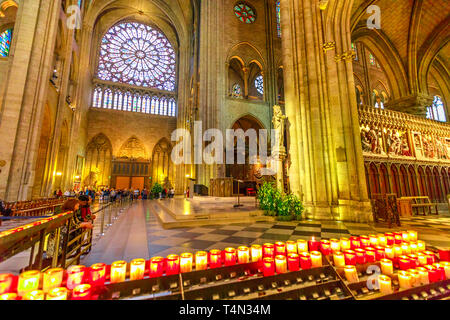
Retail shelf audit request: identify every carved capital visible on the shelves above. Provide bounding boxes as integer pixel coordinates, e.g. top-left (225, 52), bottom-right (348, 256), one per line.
top-left (322, 41), bottom-right (335, 53)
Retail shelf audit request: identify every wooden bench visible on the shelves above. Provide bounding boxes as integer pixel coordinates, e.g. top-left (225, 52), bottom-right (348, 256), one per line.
top-left (399, 196), bottom-right (438, 216)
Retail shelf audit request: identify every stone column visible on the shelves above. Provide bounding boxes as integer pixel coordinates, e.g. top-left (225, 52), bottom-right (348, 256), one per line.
top-left (281, 0), bottom-right (372, 222)
top-left (0, 0), bottom-right (61, 201)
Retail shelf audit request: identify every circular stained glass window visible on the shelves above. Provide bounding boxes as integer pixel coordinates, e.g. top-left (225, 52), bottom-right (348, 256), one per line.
top-left (234, 2), bottom-right (257, 24)
top-left (97, 22), bottom-right (176, 91)
top-left (232, 83), bottom-right (242, 96)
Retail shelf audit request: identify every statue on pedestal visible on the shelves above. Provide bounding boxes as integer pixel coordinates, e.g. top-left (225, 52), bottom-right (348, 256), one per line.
top-left (272, 105), bottom-right (287, 193)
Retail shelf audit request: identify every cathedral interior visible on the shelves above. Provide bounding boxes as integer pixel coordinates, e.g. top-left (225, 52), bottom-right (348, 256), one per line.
top-left (0, 0), bottom-right (449, 302)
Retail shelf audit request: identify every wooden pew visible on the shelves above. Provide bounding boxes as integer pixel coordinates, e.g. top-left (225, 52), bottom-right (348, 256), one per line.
top-left (398, 196), bottom-right (438, 216)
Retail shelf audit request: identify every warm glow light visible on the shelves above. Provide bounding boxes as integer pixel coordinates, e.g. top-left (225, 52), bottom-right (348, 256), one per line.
top-left (378, 275), bottom-right (392, 294)
top-left (340, 238), bottom-right (351, 251)
top-left (72, 284), bottom-right (92, 300)
top-left (344, 265), bottom-right (359, 283)
top-left (296, 240), bottom-right (309, 253)
top-left (46, 287), bottom-right (68, 300)
top-left (195, 251), bottom-right (208, 271)
top-left (308, 237), bottom-right (320, 251)
top-left (0, 274), bottom-right (14, 295)
top-left (416, 267), bottom-right (429, 285)
top-left (441, 261), bottom-right (450, 279)
top-left (286, 241), bottom-right (297, 254)
top-left (369, 235), bottom-right (379, 247)
top-left (408, 231), bottom-right (418, 242)
top-left (130, 259), bottom-right (146, 280)
top-left (150, 257), bottom-right (164, 277)
top-left (0, 293), bottom-right (17, 300)
top-left (417, 240), bottom-right (425, 252)
top-left (355, 249), bottom-right (366, 264)
top-left (407, 269), bottom-right (420, 287)
top-left (401, 243), bottom-right (411, 255)
top-left (417, 252), bottom-right (427, 266)
top-left (299, 252), bottom-right (312, 270)
top-left (180, 253), bottom-right (193, 273)
top-left (287, 253), bottom-right (300, 271)
top-left (237, 246), bottom-right (250, 264)
top-left (18, 270), bottom-right (40, 296)
top-left (398, 271), bottom-right (412, 289)
top-left (333, 252), bottom-right (346, 267)
top-left (380, 259), bottom-right (393, 275)
top-left (251, 245), bottom-right (262, 262)
top-left (274, 242), bottom-right (286, 256)
top-left (310, 251), bottom-right (322, 268)
top-left (263, 243), bottom-right (275, 258)
top-left (320, 240), bottom-right (331, 255)
top-left (43, 268), bottom-right (63, 293)
top-left (385, 246), bottom-right (394, 259)
top-left (110, 261), bottom-right (127, 283)
top-left (393, 244), bottom-right (402, 257)
top-left (209, 250), bottom-right (222, 268)
top-left (263, 258), bottom-right (275, 277)
top-left (344, 250), bottom-right (356, 266)
top-left (67, 265), bottom-right (85, 290)
top-left (378, 234), bottom-right (387, 247)
top-left (90, 263), bottom-right (106, 286)
top-left (330, 239), bottom-right (340, 253)
top-left (275, 255), bottom-right (287, 274)
top-left (23, 290), bottom-right (44, 300)
top-left (224, 248), bottom-right (237, 266)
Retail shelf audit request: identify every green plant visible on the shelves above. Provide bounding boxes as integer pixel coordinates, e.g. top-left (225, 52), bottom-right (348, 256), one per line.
top-left (151, 183), bottom-right (163, 197)
top-left (257, 182), bottom-right (304, 220)
top-left (257, 182), bottom-right (280, 213)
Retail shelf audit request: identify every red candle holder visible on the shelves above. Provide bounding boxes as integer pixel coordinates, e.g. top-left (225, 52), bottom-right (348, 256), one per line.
top-left (425, 265), bottom-right (439, 283)
top-left (150, 257), bottom-right (164, 278)
top-left (385, 234), bottom-right (395, 246)
top-left (320, 240), bottom-right (331, 256)
top-left (398, 258), bottom-right (411, 271)
top-left (365, 248), bottom-right (376, 263)
top-left (166, 254), bottom-right (180, 275)
top-left (0, 274), bottom-right (14, 295)
top-left (274, 242), bottom-right (286, 256)
top-left (71, 284), bottom-right (91, 300)
top-left (263, 243), bottom-right (275, 258)
top-left (287, 253), bottom-right (300, 271)
top-left (344, 250), bottom-right (357, 266)
top-left (355, 249), bottom-right (366, 264)
top-left (67, 265), bottom-right (86, 290)
top-left (350, 236), bottom-right (361, 250)
top-left (263, 258), bottom-right (275, 277)
top-left (286, 241), bottom-right (297, 254)
top-left (308, 237), bottom-right (320, 252)
top-left (224, 248), bottom-right (237, 266)
top-left (438, 249), bottom-right (450, 262)
top-left (424, 251), bottom-right (435, 265)
top-left (299, 252), bottom-right (312, 270)
top-left (407, 254), bottom-right (419, 268)
top-left (360, 235), bottom-right (370, 248)
top-left (375, 247), bottom-right (386, 261)
top-left (393, 232), bottom-right (403, 244)
top-left (89, 263), bottom-right (106, 286)
top-left (209, 250), bottom-right (222, 268)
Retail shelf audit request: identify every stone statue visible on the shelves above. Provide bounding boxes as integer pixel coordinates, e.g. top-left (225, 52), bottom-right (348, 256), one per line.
top-left (84, 167), bottom-right (100, 188)
top-left (272, 105), bottom-right (286, 149)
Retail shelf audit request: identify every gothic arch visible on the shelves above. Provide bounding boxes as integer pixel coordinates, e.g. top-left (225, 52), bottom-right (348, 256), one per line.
top-left (151, 138), bottom-right (174, 187)
top-left (84, 133), bottom-right (113, 188)
top-left (117, 136), bottom-right (149, 160)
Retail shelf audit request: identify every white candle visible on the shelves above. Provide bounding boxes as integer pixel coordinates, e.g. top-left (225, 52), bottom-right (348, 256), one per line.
top-left (378, 275), bottom-right (392, 294)
top-left (398, 271), bottom-right (412, 289)
top-left (380, 259), bottom-right (393, 275)
top-left (333, 252), bottom-right (346, 267)
top-left (344, 265), bottom-right (359, 283)
top-left (310, 251), bottom-right (322, 268)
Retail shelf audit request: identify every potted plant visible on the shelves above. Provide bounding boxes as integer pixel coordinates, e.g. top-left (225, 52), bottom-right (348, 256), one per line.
top-left (150, 183), bottom-right (163, 199)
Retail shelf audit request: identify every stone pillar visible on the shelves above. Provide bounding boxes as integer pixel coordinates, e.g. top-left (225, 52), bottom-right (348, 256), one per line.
top-left (0, 0), bottom-right (61, 201)
top-left (281, 0), bottom-right (372, 222)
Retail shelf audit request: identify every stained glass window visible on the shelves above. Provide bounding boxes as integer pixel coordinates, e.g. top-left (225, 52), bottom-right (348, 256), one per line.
top-left (234, 2), bottom-right (256, 24)
top-left (97, 22), bottom-right (176, 91)
top-left (169, 98), bottom-right (176, 116)
top-left (93, 87), bottom-right (102, 108)
top-left (0, 29), bottom-right (12, 57)
top-left (351, 43), bottom-right (358, 61)
top-left (255, 75), bottom-right (264, 95)
top-left (151, 96), bottom-right (159, 114)
top-left (276, 1), bottom-right (281, 38)
top-left (232, 83), bottom-right (242, 97)
top-left (426, 96), bottom-right (446, 122)
top-left (369, 53), bottom-right (376, 66)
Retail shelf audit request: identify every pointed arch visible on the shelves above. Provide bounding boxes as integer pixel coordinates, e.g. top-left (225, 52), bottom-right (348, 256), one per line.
top-left (85, 133), bottom-right (113, 188)
top-left (151, 138), bottom-right (174, 186)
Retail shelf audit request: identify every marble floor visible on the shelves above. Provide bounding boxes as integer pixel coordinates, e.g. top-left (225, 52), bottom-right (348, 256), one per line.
top-left (79, 200), bottom-right (450, 266)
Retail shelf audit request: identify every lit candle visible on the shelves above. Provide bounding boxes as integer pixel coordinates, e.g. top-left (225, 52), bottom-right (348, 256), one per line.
top-left (417, 252), bottom-right (427, 266)
top-left (380, 259), bottom-right (394, 275)
top-left (360, 235), bottom-right (370, 248)
top-left (365, 247), bottom-right (376, 263)
top-left (263, 243), bottom-right (275, 258)
top-left (344, 250), bottom-right (357, 266)
top-left (22, 290), bottom-right (44, 300)
top-left (340, 238), bottom-right (351, 251)
top-left (166, 254), bottom-right (180, 275)
top-left (385, 233), bottom-right (395, 246)
top-left (18, 270), bottom-right (40, 296)
top-left (0, 274), bottom-right (14, 295)
top-left (333, 252), bottom-right (346, 267)
top-left (440, 261), bottom-right (450, 279)
top-left (180, 253), bottom-right (193, 273)
top-left (287, 253), bottom-right (300, 271)
top-left (90, 263), bottom-right (106, 286)
top-left (439, 249), bottom-right (450, 262)
top-left (385, 246), bottom-right (395, 259)
top-left (274, 242), bottom-right (286, 256)
top-left (149, 257), bottom-right (164, 277)
top-left (417, 240), bottom-right (425, 252)
top-left (398, 258), bottom-right (411, 271)
top-left (401, 243), bottom-right (411, 255)
top-left (110, 261), bottom-right (127, 283)
top-left (42, 268), bottom-right (63, 293)
top-left (46, 287), bottom-right (68, 300)
top-left (66, 265), bottom-right (85, 289)
top-left (209, 250), bottom-right (222, 268)
top-left (407, 254), bottom-right (419, 268)
top-left (375, 246), bottom-right (386, 261)
top-left (286, 241), bottom-right (297, 254)
top-left (263, 258), bottom-right (275, 277)
top-left (398, 271), bottom-right (412, 289)
top-left (355, 249), bottom-right (366, 265)
top-left (408, 231), bottom-right (418, 242)
top-left (344, 265), bottom-right (359, 283)
top-left (310, 251), bottom-right (322, 268)
top-left (350, 236), bottom-right (361, 250)
top-left (394, 232), bottom-right (403, 244)
top-left (297, 239), bottom-right (309, 253)
top-left (195, 251), bottom-right (208, 271)
top-left (299, 252), bottom-right (312, 270)
top-left (0, 293), bottom-right (17, 300)
top-left (308, 237), bottom-right (320, 252)
top-left (251, 245), bottom-right (262, 262)
top-left (130, 258), bottom-right (146, 280)
top-left (275, 255), bottom-right (287, 274)
top-left (393, 244), bottom-right (403, 257)
top-left (378, 275), bottom-right (392, 294)
top-left (72, 284), bottom-right (91, 300)
top-left (409, 242), bottom-right (418, 254)
top-left (320, 240), bottom-right (331, 256)
top-left (369, 235), bottom-right (379, 247)
top-left (401, 231), bottom-right (410, 242)
top-left (433, 264), bottom-right (446, 281)
top-left (416, 267), bottom-right (429, 285)
top-left (424, 251), bottom-right (435, 264)
top-left (407, 269), bottom-right (420, 287)
top-left (330, 239), bottom-right (341, 253)
top-left (237, 246), bottom-right (250, 264)
top-left (425, 265), bottom-right (439, 283)
top-left (224, 248), bottom-right (237, 266)
top-left (378, 234), bottom-right (387, 247)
